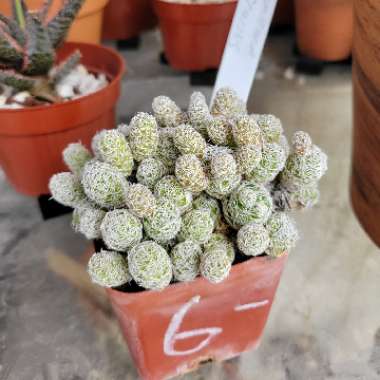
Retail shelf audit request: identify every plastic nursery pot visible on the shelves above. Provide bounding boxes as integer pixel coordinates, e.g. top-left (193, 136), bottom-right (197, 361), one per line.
top-left (294, 0), bottom-right (353, 61)
top-left (0, 42), bottom-right (125, 197)
top-left (102, 0), bottom-right (157, 41)
top-left (350, 0), bottom-right (380, 248)
top-left (107, 254), bottom-right (288, 380)
top-left (272, 0), bottom-right (294, 27)
top-left (153, 0), bottom-right (237, 71)
top-left (0, 0), bottom-right (109, 44)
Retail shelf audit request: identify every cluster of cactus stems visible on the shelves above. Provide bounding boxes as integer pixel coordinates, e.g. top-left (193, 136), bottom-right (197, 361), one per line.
top-left (49, 87), bottom-right (327, 291)
top-left (0, 0), bottom-right (85, 103)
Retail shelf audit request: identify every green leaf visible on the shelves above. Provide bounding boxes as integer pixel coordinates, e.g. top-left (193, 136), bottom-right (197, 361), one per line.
top-left (47, 0), bottom-right (85, 48)
top-left (12, 0), bottom-right (28, 29)
top-left (0, 14), bottom-right (26, 46)
top-left (22, 15), bottom-right (55, 76)
top-left (38, 0), bottom-right (54, 23)
top-left (50, 49), bottom-right (81, 84)
top-left (0, 24), bottom-right (23, 67)
top-left (0, 69), bottom-right (35, 90)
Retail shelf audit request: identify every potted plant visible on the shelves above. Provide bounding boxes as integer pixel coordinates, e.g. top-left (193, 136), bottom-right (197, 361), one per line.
top-left (0, 0), bottom-right (125, 196)
top-left (0, 0), bottom-right (110, 44)
top-left (49, 88), bottom-right (328, 379)
top-left (102, 0), bottom-right (157, 42)
top-left (294, 0), bottom-right (353, 61)
top-left (153, 0), bottom-right (237, 71)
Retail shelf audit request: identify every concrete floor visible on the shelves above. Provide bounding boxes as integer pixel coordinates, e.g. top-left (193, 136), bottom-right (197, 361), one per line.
top-left (1, 31), bottom-right (379, 380)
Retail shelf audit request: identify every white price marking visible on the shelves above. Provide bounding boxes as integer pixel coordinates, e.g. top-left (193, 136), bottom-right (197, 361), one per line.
top-left (213, 0), bottom-right (278, 103)
top-left (163, 296), bottom-right (222, 357)
top-left (235, 299), bottom-right (269, 312)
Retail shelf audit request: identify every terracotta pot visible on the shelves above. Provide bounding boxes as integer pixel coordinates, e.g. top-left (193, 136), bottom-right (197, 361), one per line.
top-left (351, 0), bottom-right (380, 247)
top-left (272, 0), bottom-right (294, 27)
top-left (108, 254), bottom-right (287, 380)
top-left (153, 0), bottom-right (237, 71)
top-left (0, 0), bottom-right (109, 44)
top-left (102, 0), bottom-right (157, 41)
top-left (0, 42), bottom-right (125, 196)
top-left (294, 0), bottom-right (353, 61)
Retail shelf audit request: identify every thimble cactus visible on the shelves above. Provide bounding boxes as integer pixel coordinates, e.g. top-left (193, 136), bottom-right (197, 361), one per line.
top-left (72, 206), bottom-right (105, 240)
top-left (247, 143), bottom-right (286, 184)
top-left (101, 209), bottom-right (143, 251)
top-left (173, 124), bottom-right (206, 158)
top-left (235, 144), bottom-right (262, 175)
top-left (192, 194), bottom-right (221, 227)
top-left (255, 114), bottom-right (283, 143)
top-left (144, 199), bottom-right (182, 243)
top-left (188, 91), bottom-right (210, 136)
top-left (136, 157), bottom-right (168, 189)
top-left (224, 182), bottom-right (273, 228)
top-left (281, 139), bottom-right (327, 190)
top-left (204, 233), bottom-right (235, 262)
top-left (152, 95), bottom-right (184, 128)
top-left (171, 240), bottom-right (201, 282)
top-left (63, 142), bottom-right (92, 176)
top-left (237, 223), bottom-right (270, 256)
top-left (210, 152), bottom-right (237, 180)
top-left (49, 172), bottom-right (87, 208)
top-left (125, 184), bottom-right (156, 218)
top-left (232, 115), bottom-right (262, 147)
top-left (178, 209), bottom-right (214, 244)
top-left (128, 241), bottom-right (172, 290)
top-left (200, 246), bottom-right (232, 284)
top-left (88, 250), bottom-right (131, 288)
top-left (50, 88), bottom-right (328, 291)
top-left (155, 128), bottom-right (179, 170)
top-left (175, 154), bottom-right (208, 193)
top-left (81, 160), bottom-right (128, 209)
top-left (154, 175), bottom-right (192, 214)
top-left (129, 112), bottom-right (159, 161)
top-left (206, 116), bottom-right (234, 146)
top-left (211, 87), bottom-right (246, 118)
top-left (91, 130), bottom-right (134, 176)
top-left (266, 212), bottom-right (299, 257)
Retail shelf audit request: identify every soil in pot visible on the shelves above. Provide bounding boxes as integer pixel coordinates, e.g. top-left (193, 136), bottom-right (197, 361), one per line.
top-left (0, 42), bottom-right (125, 196)
top-left (154, 0), bottom-right (237, 71)
top-left (102, 0), bottom-right (157, 41)
top-left (294, 0), bottom-right (353, 61)
top-left (0, 0), bottom-right (109, 44)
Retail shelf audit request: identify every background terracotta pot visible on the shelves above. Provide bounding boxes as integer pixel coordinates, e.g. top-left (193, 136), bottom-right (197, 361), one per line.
top-left (0, 0), bottom-right (109, 44)
top-left (351, 0), bottom-right (380, 247)
top-left (272, 0), bottom-right (294, 27)
top-left (0, 42), bottom-right (125, 197)
top-left (108, 254), bottom-right (287, 380)
top-left (295, 0), bottom-right (353, 61)
top-left (153, 0), bottom-right (237, 71)
top-left (102, 0), bottom-right (157, 41)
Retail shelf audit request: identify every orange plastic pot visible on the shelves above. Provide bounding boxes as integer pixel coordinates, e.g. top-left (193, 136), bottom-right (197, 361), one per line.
top-left (108, 254), bottom-right (287, 380)
top-left (0, 0), bottom-right (109, 44)
top-left (153, 0), bottom-right (237, 71)
top-left (0, 42), bottom-right (125, 196)
top-left (295, 0), bottom-right (353, 61)
top-left (102, 0), bottom-right (157, 41)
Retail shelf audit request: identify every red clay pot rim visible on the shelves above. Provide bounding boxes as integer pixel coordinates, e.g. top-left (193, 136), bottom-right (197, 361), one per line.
top-left (0, 42), bottom-right (125, 115)
top-left (108, 253), bottom-right (287, 297)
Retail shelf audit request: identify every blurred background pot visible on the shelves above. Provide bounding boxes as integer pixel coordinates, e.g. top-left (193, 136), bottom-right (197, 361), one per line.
top-left (351, 0), bottom-right (380, 247)
top-left (295, 0), bottom-right (353, 61)
top-left (0, 42), bottom-right (125, 197)
top-left (102, 0), bottom-right (157, 41)
top-left (0, 0), bottom-right (109, 44)
top-left (154, 0), bottom-right (237, 71)
top-left (108, 254), bottom-right (287, 380)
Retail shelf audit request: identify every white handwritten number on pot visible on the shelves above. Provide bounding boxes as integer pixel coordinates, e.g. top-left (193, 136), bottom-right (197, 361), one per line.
top-left (163, 295), bottom-right (269, 357)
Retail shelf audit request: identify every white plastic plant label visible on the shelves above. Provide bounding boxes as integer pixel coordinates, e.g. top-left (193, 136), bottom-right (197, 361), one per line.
top-left (213, 0), bottom-right (278, 103)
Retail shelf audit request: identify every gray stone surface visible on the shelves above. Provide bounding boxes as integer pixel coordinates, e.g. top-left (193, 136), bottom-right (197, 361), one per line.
top-left (1, 31), bottom-right (379, 380)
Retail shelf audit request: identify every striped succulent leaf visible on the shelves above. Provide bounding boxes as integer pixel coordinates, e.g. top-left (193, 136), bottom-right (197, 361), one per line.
top-left (50, 49), bottom-right (81, 84)
top-left (0, 23), bottom-right (23, 66)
